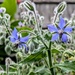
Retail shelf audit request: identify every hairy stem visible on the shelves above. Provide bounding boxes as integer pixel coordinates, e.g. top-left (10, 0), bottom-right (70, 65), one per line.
top-left (48, 41), bottom-right (55, 75)
top-left (6, 65), bottom-right (9, 75)
top-left (34, 11), bottom-right (40, 32)
top-left (4, 20), bottom-right (11, 35)
top-left (40, 37), bottom-right (55, 75)
top-left (53, 13), bottom-right (58, 24)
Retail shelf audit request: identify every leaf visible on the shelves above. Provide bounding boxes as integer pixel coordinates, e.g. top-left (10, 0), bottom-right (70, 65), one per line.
top-left (9, 65), bottom-right (17, 71)
top-left (52, 49), bottom-right (60, 54)
top-left (35, 66), bottom-right (45, 73)
top-left (11, 20), bottom-right (24, 29)
top-left (34, 66), bottom-right (50, 74)
top-left (29, 72), bottom-right (35, 75)
top-left (55, 61), bottom-right (75, 72)
top-left (44, 33), bottom-right (52, 41)
top-left (64, 50), bottom-right (74, 56)
top-left (17, 26), bottom-right (32, 31)
top-left (20, 48), bottom-right (46, 64)
top-left (11, 20), bottom-right (33, 36)
top-left (17, 26), bottom-right (33, 36)
top-left (1, 0), bottom-right (17, 19)
top-left (0, 45), bottom-right (7, 56)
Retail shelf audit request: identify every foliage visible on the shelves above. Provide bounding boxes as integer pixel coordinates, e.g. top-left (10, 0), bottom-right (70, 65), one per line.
top-left (1, 0), bottom-right (17, 20)
top-left (0, 0), bottom-right (75, 75)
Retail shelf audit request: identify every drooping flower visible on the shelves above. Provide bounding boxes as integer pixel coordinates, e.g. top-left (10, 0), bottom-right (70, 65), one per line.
top-left (48, 16), bottom-right (72, 42)
top-left (10, 28), bottom-right (29, 50)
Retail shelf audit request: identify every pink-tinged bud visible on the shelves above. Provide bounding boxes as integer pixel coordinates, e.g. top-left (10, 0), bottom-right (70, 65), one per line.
top-left (17, 0), bottom-right (21, 4)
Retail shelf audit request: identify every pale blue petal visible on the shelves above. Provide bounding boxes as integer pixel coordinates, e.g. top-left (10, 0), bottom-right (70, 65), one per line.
top-left (20, 35), bottom-right (29, 43)
top-left (18, 21), bottom-right (24, 27)
top-left (22, 44), bottom-right (28, 51)
top-left (22, 44), bottom-right (26, 47)
top-left (58, 16), bottom-right (65, 29)
top-left (51, 33), bottom-right (59, 41)
top-left (19, 44), bottom-right (28, 51)
top-left (61, 34), bottom-right (68, 42)
top-left (0, 9), bottom-right (3, 13)
top-left (18, 44), bottom-right (25, 48)
top-left (10, 37), bottom-right (16, 42)
top-left (11, 28), bottom-right (18, 40)
top-left (72, 26), bottom-right (75, 29)
top-left (48, 24), bottom-right (58, 32)
top-left (64, 26), bottom-right (72, 33)
top-left (18, 44), bottom-right (22, 48)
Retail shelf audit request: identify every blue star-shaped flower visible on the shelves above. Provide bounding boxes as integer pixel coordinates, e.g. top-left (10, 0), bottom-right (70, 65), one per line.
top-left (48, 16), bottom-right (72, 42)
top-left (10, 28), bottom-right (29, 50)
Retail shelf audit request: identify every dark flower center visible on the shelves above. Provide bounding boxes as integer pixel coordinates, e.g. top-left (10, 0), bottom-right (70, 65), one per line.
top-left (58, 29), bottom-right (63, 35)
top-left (15, 40), bottom-right (20, 45)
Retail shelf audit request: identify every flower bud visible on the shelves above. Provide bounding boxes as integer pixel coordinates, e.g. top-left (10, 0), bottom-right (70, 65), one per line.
top-left (0, 7), bottom-right (6, 13)
top-left (54, 1), bottom-right (67, 14)
top-left (19, 3), bottom-right (24, 9)
top-left (5, 38), bottom-right (9, 44)
top-left (24, 1), bottom-right (35, 11)
top-left (16, 52), bottom-right (23, 59)
top-left (4, 14), bottom-right (10, 21)
top-left (5, 57), bottom-right (12, 66)
top-left (5, 44), bottom-right (12, 55)
top-left (29, 42), bottom-right (35, 51)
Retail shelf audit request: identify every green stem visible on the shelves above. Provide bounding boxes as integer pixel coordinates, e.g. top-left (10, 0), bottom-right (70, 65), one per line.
top-left (39, 36), bottom-right (55, 75)
top-left (40, 36), bottom-right (48, 49)
top-left (53, 13), bottom-right (58, 23)
top-left (4, 20), bottom-right (11, 35)
top-left (34, 11), bottom-right (39, 32)
top-left (6, 65), bottom-right (9, 75)
top-left (16, 55), bottom-right (21, 75)
top-left (48, 41), bottom-right (55, 75)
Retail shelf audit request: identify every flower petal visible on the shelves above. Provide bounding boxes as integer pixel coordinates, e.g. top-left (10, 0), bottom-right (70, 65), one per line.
top-left (18, 44), bottom-right (22, 48)
top-left (11, 28), bottom-right (18, 40)
top-left (10, 37), bottom-right (16, 42)
top-left (19, 44), bottom-right (28, 51)
top-left (64, 26), bottom-right (72, 33)
top-left (22, 44), bottom-right (28, 51)
top-left (20, 35), bottom-right (29, 43)
top-left (0, 9), bottom-right (3, 13)
top-left (58, 16), bottom-right (65, 29)
top-left (51, 33), bottom-right (59, 41)
top-left (61, 34), bottom-right (68, 42)
top-left (18, 21), bottom-right (24, 27)
top-left (48, 24), bottom-right (58, 32)
top-left (18, 44), bottom-right (25, 48)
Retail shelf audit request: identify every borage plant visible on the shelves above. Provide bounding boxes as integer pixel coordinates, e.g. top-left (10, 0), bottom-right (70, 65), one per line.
top-left (0, 0), bottom-right (75, 75)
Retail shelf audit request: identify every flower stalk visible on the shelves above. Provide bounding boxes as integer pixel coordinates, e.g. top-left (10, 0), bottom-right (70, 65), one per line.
top-left (34, 10), bottom-right (40, 32)
top-left (53, 12), bottom-right (58, 24)
top-left (48, 41), bottom-right (55, 75)
top-left (6, 64), bottom-right (9, 75)
top-left (40, 36), bottom-right (55, 75)
top-left (4, 20), bottom-right (11, 35)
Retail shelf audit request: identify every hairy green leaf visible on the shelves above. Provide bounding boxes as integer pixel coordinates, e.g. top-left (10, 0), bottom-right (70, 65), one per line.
top-left (1, 0), bottom-right (17, 19)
